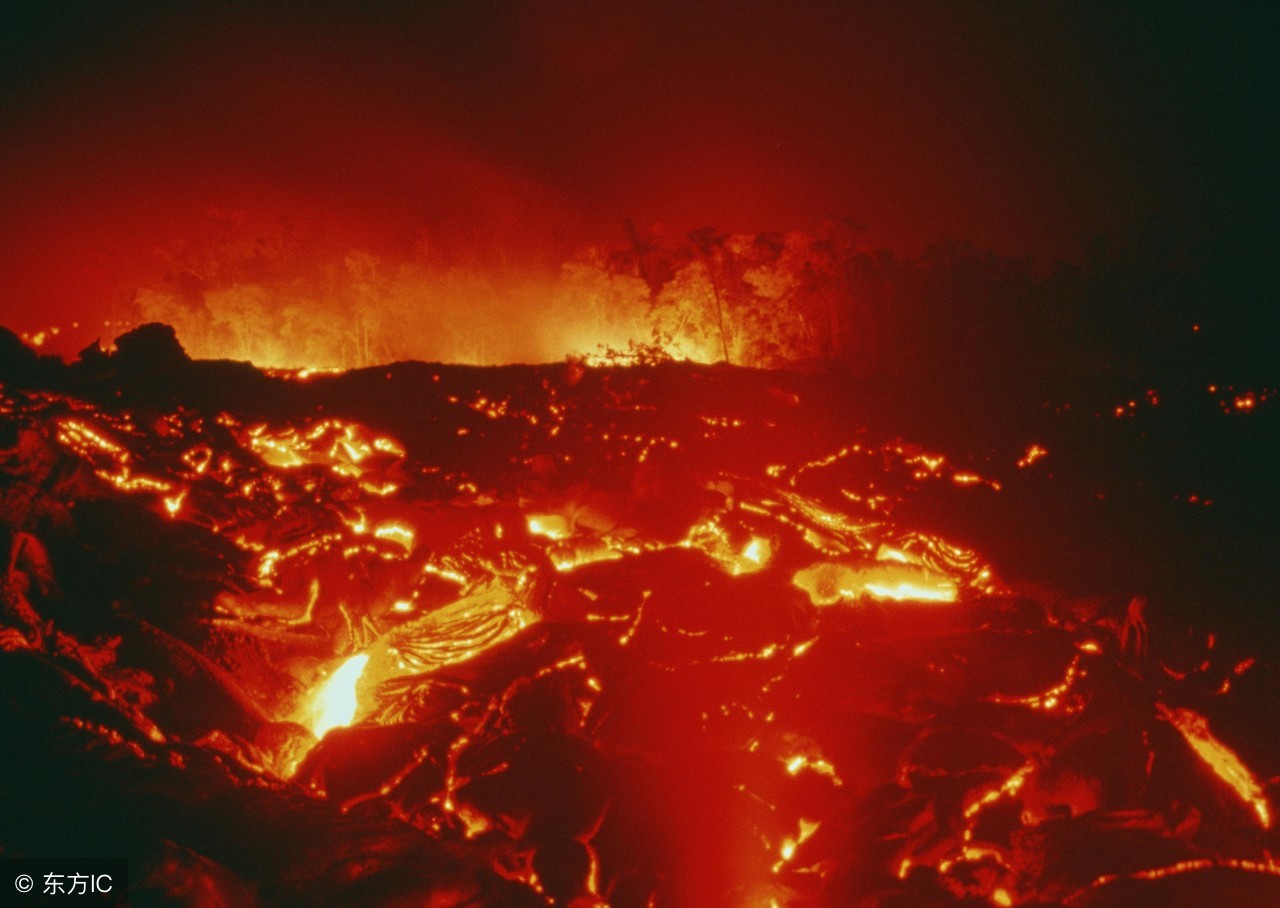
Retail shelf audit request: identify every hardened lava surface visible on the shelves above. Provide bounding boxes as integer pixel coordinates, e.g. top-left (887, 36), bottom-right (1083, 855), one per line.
top-left (1, 326), bottom-right (1278, 906)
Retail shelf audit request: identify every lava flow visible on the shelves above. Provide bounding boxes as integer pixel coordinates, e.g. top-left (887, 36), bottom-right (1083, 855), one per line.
top-left (1, 325), bottom-right (1277, 906)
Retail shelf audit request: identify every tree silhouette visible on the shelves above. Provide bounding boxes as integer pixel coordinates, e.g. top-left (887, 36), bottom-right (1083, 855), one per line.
top-left (688, 227), bottom-right (734, 364)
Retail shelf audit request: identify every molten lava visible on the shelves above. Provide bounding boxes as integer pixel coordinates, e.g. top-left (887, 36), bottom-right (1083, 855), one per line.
top-left (1, 344), bottom-right (1277, 906)
top-left (305, 653), bottom-right (370, 740)
top-left (1159, 704), bottom-right (1272, 829)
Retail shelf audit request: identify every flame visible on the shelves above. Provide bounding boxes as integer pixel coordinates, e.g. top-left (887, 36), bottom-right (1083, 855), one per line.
top-left (306, 653), bottom-right (370, 739)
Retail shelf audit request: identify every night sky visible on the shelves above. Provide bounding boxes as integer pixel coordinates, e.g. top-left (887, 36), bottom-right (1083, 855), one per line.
top-left (1, 1), bottom-right (1274, 346)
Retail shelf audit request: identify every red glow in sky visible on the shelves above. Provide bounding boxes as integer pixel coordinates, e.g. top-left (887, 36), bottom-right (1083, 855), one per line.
top-left (0, 2), bottom-right (1271, 355)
